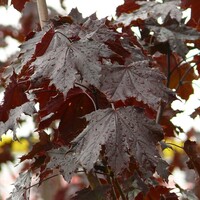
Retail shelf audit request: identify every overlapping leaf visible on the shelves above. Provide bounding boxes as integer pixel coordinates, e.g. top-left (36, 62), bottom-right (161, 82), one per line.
top-left (146, 22), bottom-right (200, 57)
top-left (116, 0), bottom-right (182, 26)
top-left (100, 60), bottom-right (172, 110)
top-left (71, 106), bottom-right (164, 175)
top-left (32, 37), bottom-right (101, 97)
top-left (0, 102), bottom-right (35, 140)
top-left (46, 147), bottom-right (79, 182)
top-left (30, 19), bottom-right (113, 97)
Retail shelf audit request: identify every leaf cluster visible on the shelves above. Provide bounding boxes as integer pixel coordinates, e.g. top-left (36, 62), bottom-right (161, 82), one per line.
top-left (1, 0), bottom-right (200, 199)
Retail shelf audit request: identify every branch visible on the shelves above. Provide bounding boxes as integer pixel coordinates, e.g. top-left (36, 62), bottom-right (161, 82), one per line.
top-left (175, 65), bottom-right (196, 91)
top-left (84, 169), bottom-right (101, 191)
top-left (36, 0), bottom-right (49, 29)
top-left (156, 46), bottom-right (171, 124)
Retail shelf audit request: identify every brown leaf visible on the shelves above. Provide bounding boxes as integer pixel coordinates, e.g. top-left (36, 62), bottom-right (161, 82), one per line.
top-left (155, 53), bottom-right (198, 100)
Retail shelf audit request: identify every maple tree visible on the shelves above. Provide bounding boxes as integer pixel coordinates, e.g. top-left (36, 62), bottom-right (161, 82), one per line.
top-left (1, 0), bottom-right (200, 199)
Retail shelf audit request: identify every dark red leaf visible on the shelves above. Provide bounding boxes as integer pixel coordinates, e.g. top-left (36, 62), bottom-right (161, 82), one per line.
top-left (11, 0), bottom-right (30, 12)
top-left (0, 142), bottom-right (14, 164)
top-left (136, 185), bottom-right (178, 200)
top-left (181, 0), bottom-right (200, 29)
top-left (0, 72), bottom-right (29, 122)
top-left (20, 131), bottom-right (54, 161)
top-left (116, 0), bottom-right (140, 17)
top-left (72, 107), bottom-right (164, 175)
top-left (58, 91), bottom-right (95, 144)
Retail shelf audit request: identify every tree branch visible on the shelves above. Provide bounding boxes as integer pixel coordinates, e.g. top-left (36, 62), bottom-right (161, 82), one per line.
top-left (36, 0), bottom-right (49, 29)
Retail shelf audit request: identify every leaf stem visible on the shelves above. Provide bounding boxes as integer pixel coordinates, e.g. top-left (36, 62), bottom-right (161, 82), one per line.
top-left (165, 142), bottom-right (183, 149)
top-left (166, 45), bottom-right (171, 88)
top-left (156, 45), bottom-right (171, 124)
top-left (26, 173), bottom-right (60, 190)
top-left (111, 175), bottom-right (127, 200)
top-left (175, 61), bottom-right (200, 92)
top-left (156, 100), bottom-right (164, 124)
top-left (85, 170), bottom-right (101, 190)
top-left (101, 158), bottom-right (117, 200)
top-left (36, 0), bottom-right (49, 29)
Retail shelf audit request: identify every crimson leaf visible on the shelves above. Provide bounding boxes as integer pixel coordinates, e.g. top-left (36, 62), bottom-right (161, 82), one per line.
top-left (0, 72), bottom-right (29, 122)
top-left (72, 106), bottom-right (164, 175)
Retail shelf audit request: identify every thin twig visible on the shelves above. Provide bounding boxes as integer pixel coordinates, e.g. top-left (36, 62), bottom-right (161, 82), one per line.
top-left (166, 46), bottom-right (171, 88)
top-left (111, 175), bottom-right (127, 200)
top-left (169, 52), bottom-right (200, 76)
top-left (156, 46), bottom-right (171, 124)
top-left (37, 0), bottom-right (49, 29)
top-left (26, 173), bottom-right (60, 190)
top-left (175, 64), bottom-right (197, 91)
top-left (156, 100), bottom-right (164, 124)
top-left (101, 158), bottom-right (117, 200)
top-left (165, 142), bottom-right (183, 149)
top-left (84, 168), bottom-right (101, 190)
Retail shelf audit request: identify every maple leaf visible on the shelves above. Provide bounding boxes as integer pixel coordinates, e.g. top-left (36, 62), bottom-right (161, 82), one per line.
top-left (115, 0), bottom-right (182, 26)
top-left (68, 8), bottom-right (85, 24)
top-left (31, 30), bottom-right (107, 97)
top-left (18, 26), bottom-right (54, 67)
top-left (100, 60), bottom-right (172, 110)
top-left (11, 0), bottom-right (30, 12)
top-left (0, 102), bottom-right (35, 140)
top-left (78, 17), bottom-right (118, 43)
top-left (184, 140), bottom-right (200, 178)
top-left (146, 21), bottom-right (200, 57)
top-left (0, 72), bottom-right (30, 123)
top-left (7, 171), bottom-right (32, 200)
top-left (46, 147), bottom-right (79, 182)
top-left (72, 106), bottom-right (164, 175)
